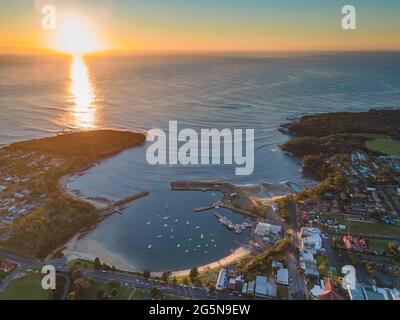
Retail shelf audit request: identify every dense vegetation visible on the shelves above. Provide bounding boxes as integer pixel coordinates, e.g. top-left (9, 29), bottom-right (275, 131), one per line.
top-left (287, 109), bottom-right (400, 138)
top-left (282, 134), bottom-right (367, 157)
top-left (2, 130), bottom-right (145, 258)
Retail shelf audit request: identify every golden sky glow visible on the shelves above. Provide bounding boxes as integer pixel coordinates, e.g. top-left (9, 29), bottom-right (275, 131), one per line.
top-left (0, 1), bottom-right (400, 54)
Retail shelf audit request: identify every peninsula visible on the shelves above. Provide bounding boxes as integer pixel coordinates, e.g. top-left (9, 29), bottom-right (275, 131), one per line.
top-left (0, 130), bottom-right (146, 258)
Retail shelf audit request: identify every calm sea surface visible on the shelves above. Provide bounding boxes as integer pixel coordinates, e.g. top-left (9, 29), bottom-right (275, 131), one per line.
top-left (1, 53), bottom-right (399, 271)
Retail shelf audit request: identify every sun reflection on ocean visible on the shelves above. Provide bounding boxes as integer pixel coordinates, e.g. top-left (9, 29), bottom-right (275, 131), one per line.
top-left (68, 54), bottom-right (97, 129)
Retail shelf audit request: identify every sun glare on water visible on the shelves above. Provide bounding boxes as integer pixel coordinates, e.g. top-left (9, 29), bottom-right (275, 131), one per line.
top-left (69, 54), bottom-right (97, 129)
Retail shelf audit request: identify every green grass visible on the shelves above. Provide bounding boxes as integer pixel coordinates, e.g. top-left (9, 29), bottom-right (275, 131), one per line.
top-left (277, 286), bottom-right (289, 300)
top-left (0, 272), bottom-right (53, 300)
top-left (368, 239), bottom-right (391, 253)
top-left (346, 221), bottom-right (400, 238)
top-left (78, 280), bottom-right (146, 300)
top-left (365, 136), bottom-right (400, 156)
top-left (316, 254), bottom-right (330, 277)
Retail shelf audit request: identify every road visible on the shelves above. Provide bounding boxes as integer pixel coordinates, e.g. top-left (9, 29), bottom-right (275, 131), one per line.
top-left (0, 249), bottom-right (254, 300)
top-left (83, 270), bottom-right (256, 300)
top-left (378, 187), bottom-right (400, 217)
top-left (286, 200), bottom-right (306, 300)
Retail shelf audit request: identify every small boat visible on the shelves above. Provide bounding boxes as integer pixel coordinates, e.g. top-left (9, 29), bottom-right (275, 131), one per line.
top-left (157, 235), bottom-right (162, 238)
top-left (177, 244), bottom-right (181, 248)
top-left (170, 228), bottom-right (174, 232)
top-left (211, 239), bottom-right (214, 242)
top-left (186, 221), bottom-right (190, 225)
top-left (200, 234), bottom-right (204, 239)
top-left (193, 248), bottom-right (197, 252)
top-left (148, 244), bottom-right (152, 249)
top-left (162, 216), bottom-right (169, 220)
top-left (205, 244), bottom-right (209, 247)
top-left (214, 244), bottom-right (217, 248)
top-left (204, 251), bottom-right (208, 254)
top-left (185, 250), bottom-right (189, 253)
top-left (197, 245), bottom-right (201, 248)
top-left (195, 226), bottom-right (200, 229)
top-left (174, 219), bottom-right (179, 223)
top-left (170, 235), bottom-right (174, 239)
top-left (188, 238), bottom-right (192, 242)
top-left (146, 221), bottom-right (151, 226)
top-left (163, 224), bottom-right (168, 228)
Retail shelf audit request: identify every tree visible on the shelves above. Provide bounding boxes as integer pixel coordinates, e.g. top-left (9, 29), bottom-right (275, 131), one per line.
top-left (96, 289), bottom-right (105, 299)
top-left (94, 257), bottom-right (101, 270)
top-left (182, 277), bottom-right (190, 285)
top-left (111, 287), bottom-right (118, 298)
top-left (189, 267), bottom-right (199, 280)
top-left (143, 269), bottom-right (151, 279)
top-left (161, 271), bottom-right (172, 282)
top-left (151, 287), bottom-right (161, 298)
top-left (172, 277), bottom-right (177, 285)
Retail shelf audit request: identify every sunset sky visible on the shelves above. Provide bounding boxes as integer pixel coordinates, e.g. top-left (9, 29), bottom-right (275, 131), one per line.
top-left (1, 0), bottom-right (400, 54)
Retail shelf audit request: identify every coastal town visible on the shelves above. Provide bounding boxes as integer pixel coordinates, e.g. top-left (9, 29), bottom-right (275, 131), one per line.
top-left (0, 110), bottom-right (400, 300)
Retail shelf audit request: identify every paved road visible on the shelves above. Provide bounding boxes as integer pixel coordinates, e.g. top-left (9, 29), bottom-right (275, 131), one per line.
top-left (286, 200), bottom-right (306, 300)
top-left (379, 187), bottom-right (400, 217)
top-left (83, 270), bottom-right (255, 300)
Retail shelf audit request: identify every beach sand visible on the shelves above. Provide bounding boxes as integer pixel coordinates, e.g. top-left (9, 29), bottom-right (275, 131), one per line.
top-left (63, 233), bottom-right (251, 276)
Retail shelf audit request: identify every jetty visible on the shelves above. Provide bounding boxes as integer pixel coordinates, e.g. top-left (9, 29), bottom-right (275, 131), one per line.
top-left (171, 180), bottom-right (260, 216)
top-left (99, 191), bottom-right (149, 218)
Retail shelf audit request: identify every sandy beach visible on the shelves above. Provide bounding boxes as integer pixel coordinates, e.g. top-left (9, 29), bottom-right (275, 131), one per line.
top-left (59, 175), bottom-right (110, 210)
top-left (62, 232), bottom-right (251, 276)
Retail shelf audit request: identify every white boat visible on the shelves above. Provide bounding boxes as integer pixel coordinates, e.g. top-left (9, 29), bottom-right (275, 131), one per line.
top-left (205, 244), bottom-right (209, 247)
top-left (211, 239), bottom-right (214, 242)
top-left (174, 219), bottom-right (179, 223)
top-left (162, 216), bottom-right (169, 220)
top-left (197, 245), bottom-right (201, 248)
top-left (146, 221), bottom-right (151, 226)
top-left (163, 224), bottom-right (168, 228)
top-left (188, 238), bottom-right (192, 242)
top-left (200, 234), bottom-right (204, 239)
top-left (170, 235), bottom-right (174, 239)
top-left (193, 248), bottom-right (197, 252)
top-left (170, 229), bottom-right (174, 232)
top-left (195, 226), bottom-right (200, 229)
top-left (185, 250), bottom-right (189, 253)
top-left (148, 244), bottom-right (152, 249)
top-left (186, 221), bottom-right (190, 225)
top-left (177, 244), bottom-right (181, 248)
top-left (157, 235), bottom-right (162, 238)
top-left (204, 251), bottom-right (208, 254)
top-left (214, 244), bottom-right (217, 248)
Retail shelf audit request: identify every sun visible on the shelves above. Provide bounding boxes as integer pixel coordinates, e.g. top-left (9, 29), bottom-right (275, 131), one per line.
top-left (50, 13), bottom-right (106, 55)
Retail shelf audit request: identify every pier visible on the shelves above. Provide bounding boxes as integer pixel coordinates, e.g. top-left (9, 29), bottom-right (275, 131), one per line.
top-left (100, 191), bottom-right (149, 217)
top-left (171, 180), bottom-right (260, 216)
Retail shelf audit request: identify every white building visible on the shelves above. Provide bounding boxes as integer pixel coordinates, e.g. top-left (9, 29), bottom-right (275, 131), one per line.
top-left (216, 268), bottom-right (228, 291)
top-left (254, 222), bottom-right (282, 236)
top-left (277, 268), bottom-right (289, 286)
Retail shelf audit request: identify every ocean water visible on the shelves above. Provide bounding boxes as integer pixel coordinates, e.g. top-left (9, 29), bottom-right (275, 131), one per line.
top-left (1, 52), bottom-right (400, 271)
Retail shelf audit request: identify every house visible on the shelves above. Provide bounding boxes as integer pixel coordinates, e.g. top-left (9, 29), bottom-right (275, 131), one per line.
top-left (319, 279), bottom-right (343, 300)
top-left (216, 268), bottom-right (228, 291)
top-left (276, 268), bottom-right (289, 286)
top-left (247, 281), bottom-right (255, 295)
top-left (300, 260), bottom-right (319, 277)
top-left (0, 261), bottom-right (16, 273)
top-left (228, 278), bottom-right (236, 291)
top-left (271, 203), bottom-right (279, 213)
